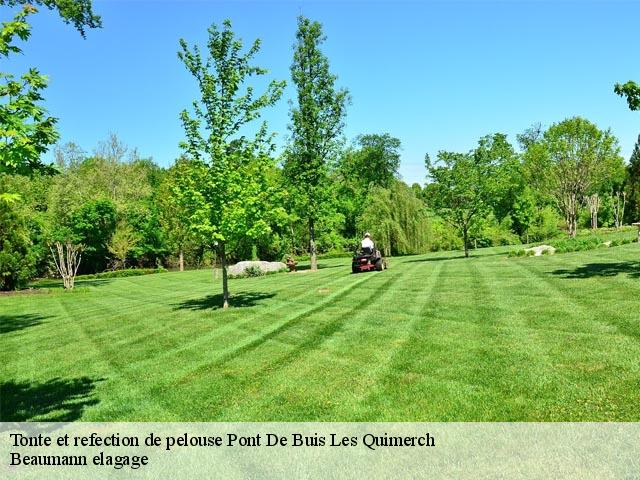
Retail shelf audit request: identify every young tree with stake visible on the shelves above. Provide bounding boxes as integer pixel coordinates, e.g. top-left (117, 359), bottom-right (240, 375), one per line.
top-left (175, 20), bottom-right (285, 309)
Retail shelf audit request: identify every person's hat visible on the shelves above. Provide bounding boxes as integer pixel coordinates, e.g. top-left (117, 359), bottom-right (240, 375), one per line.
top-left (364, 232), bottom-right (370, 237)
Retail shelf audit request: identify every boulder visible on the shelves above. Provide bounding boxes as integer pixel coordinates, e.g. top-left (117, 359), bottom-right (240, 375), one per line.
top-left (524, 245), bottom-right (556, 257)
top-left (228, 260), bottom-right (287, 276)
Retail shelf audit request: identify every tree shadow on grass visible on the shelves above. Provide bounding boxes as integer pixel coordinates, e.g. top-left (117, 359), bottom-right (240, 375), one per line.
top-left (0, 314), bottom-right (50, 335)
top-left (551, 261), bottom-right (640, 279)
top-left (0, 377), bottom-right (102, 421)
top-left (174, 291), bottom-right (276, 311)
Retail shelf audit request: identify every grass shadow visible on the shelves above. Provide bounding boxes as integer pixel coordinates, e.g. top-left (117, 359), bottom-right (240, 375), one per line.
top-left (0, 377), bottom-right (102, 421)
top-left (0, 314), bottom-right (50, 335)
top-left (402, 254), bottom-right (467, 263)
top-left (551, 261), bottom-right (640, 279)
top-left (30, 278), bottom-right (113, 289)
top-left (294, 263), bottom-right (344, 271)
top-left (174, 291), bottom-right (276, 311)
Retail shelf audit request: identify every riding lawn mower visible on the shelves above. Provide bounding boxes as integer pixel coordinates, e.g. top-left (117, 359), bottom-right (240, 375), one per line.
top-left (352, 246), bottom-right (387, 273)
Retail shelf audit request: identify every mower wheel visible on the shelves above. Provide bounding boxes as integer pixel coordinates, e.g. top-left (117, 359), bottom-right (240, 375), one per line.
top-left (375, 259), bottom-right (384, 271)
top-left (352, 265), bottom-right (359, 274)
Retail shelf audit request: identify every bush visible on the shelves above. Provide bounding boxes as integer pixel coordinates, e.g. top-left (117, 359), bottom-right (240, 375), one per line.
top-left (528, 206), bottom-right (562, 242)
top-left (74, 267), bottom-right (167, 280)
top-left (243, 265), bottom-right (264, 277)
top-left (430, 218), bottom-right (462, 252)
top-left (552, 237), bottom-right (601, 254)
top-left (474, 215), bottom-right (521, 247)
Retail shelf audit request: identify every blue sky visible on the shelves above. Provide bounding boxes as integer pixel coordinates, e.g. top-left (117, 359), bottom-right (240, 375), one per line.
top-left (5, 0), bottom-right (640, 184)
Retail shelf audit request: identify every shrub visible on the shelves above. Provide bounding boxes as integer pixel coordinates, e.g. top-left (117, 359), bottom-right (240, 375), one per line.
top-left (527, 206), bottom-right (562, 242)
top-left (244, 265), bottom-right (264, 277)
top-left (75, 267), bottom-right (167, 280)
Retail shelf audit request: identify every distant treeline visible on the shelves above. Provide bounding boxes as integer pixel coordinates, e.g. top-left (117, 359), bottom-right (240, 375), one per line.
top-left (1, 125), bottom-right (639, 289)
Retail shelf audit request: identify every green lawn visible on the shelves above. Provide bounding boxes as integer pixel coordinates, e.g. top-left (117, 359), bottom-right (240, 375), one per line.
top-left (2, 243), bottom-right (639, 421)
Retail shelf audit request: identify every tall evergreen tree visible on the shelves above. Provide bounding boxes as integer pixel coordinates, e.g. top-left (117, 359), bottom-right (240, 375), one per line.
top-left (284, 16), bottom-right (349, 271)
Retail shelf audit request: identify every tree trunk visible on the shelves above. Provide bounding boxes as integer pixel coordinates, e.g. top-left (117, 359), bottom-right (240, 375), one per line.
top-left (568, 212), bottom-right (577, 237)
top-left (220, 242), bottom-right (229, 309)
top-left (290, 224), bottom-right (296, 255)
top-left (179, 249), bottom-right (184, 272)
top-left (463, 228), bottom-right (469, 258)
top-left (309, 218), bottom-right (317, 271)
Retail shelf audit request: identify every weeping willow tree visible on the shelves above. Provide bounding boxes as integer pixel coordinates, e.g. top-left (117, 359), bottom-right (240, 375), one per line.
top-left (357, 180), bottom-right (430, 256)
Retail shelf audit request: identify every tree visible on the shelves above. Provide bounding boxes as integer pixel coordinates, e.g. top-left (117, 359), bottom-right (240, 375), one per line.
top-left (526, 117), bottom-right (623, 237)
top-left (108, 221), bottom-right (139, 269)
top-left (54, 142), bottom-right (85, 169)
top-left (342, 133), bottom-right (401, 189)
top-left (68, 199), bottom-right (116, 272)
top-left (425, 147), bottom-right (495, 258)
top-left (0, 1), bottom-right (101, 178)
top-left (335, 134), bottom-right (401, 239)
top-left (626, 135), bottom-right (640, 223)
top-left (175, 20), bottom-right (285, 308)
top-left (512, 186), bottom-right (537, 242)
top-left (0, 196), bottom-right (35, 290)
top-left (284, 16), bottom-right (349, 271)
top-left (614, 81), bottom-right (640, 111)
top-left (157, 158), bottom-right (194, 271)
top-left (475, 133), bottom-right (520, 223)
top-left (1, 1), bottom-right (101, 37)
top-left (585, 193), bottom-right (601, 230)
top-left (357, 180), bottom-right (430, 256)
top-left (50, 240), bottom-right (81, 289)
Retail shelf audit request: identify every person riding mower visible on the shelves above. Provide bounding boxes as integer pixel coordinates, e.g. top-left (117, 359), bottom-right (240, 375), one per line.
top-left (352, 233), bottom-right (386, 273)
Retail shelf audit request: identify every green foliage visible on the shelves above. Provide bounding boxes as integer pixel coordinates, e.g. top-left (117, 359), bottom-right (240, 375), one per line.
top-left (0, 7), bottom-right (58, 175)
top-left (0, 1), bottom-right (101, 176)
top-left (626, 134), bottom-right (640, 223)
top-left (284, 15), bottom-right (349, 270)
top-left (107, 221), bottom-right (139, 268)
top-left (175, 19), bottom-right (285, 307)
top-left (425, 136), bottom-right (500, 257)
top-left (0, 198), bottom-right (35, 289)
top-left (157, 157), bottom-right (194, 262)
top-left (512, 186), bottom-right (538, 239)
top-left (244, 265), bottom-right (264, 277)
top-left (528, 205), bottom-right (562, 242)
top-left (509, 229), bottom-right (637, 256)
top-left (1, 1), bottom-right (102, 37)
top-left (472, 215), bottom-right (521, 248)
top-left (614, 80), bottom-right (640, 111)
top-left (357, 180), bottom-right (431, 256)
top-left (525, 117), bottom-right (624, 237)
top-left (70, 267), bottom-right (166, 281)
top-left (68, 199), bottom-right (116, 272)
top-left (336, 133), bottom-right (401, 239)
top-left (340, 133), bottom-right (401, 189)
top-left (429, 216), bottom-right (462, 252)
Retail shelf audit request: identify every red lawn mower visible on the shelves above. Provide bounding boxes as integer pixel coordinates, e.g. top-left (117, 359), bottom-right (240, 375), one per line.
top-left (352, 246), bottom-right (387, 273)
